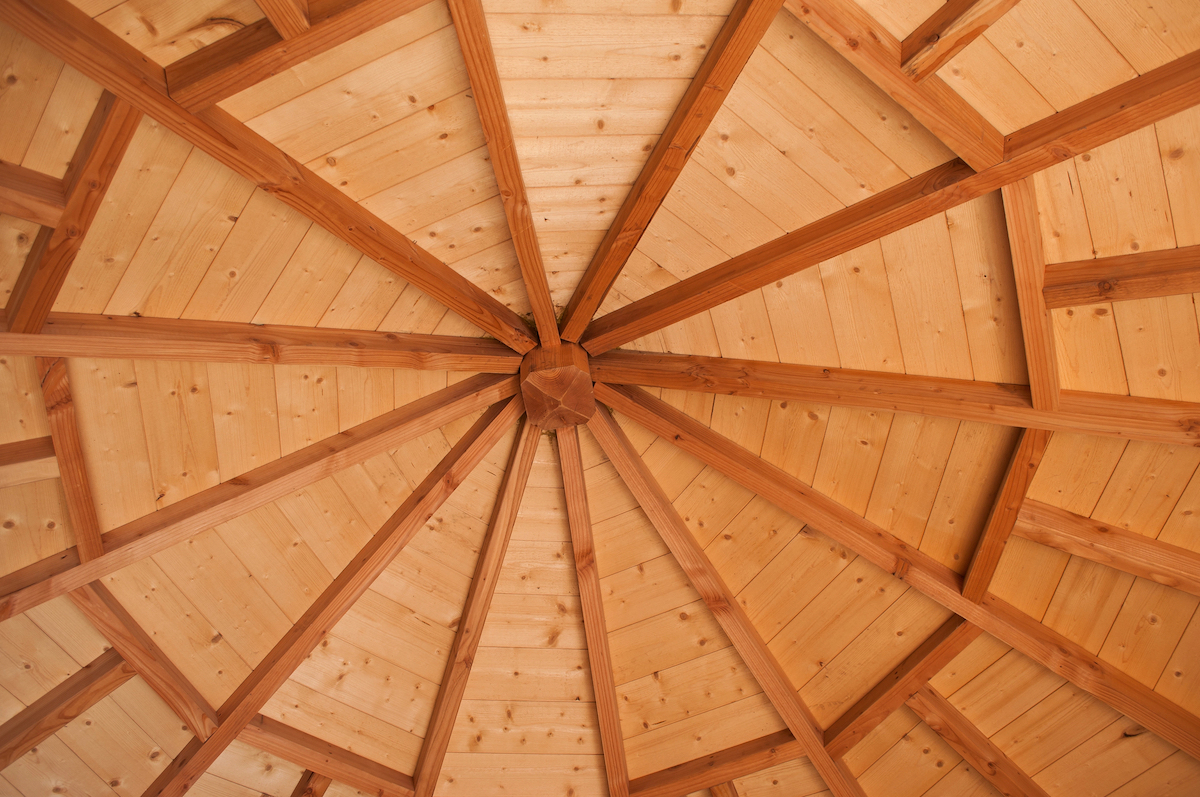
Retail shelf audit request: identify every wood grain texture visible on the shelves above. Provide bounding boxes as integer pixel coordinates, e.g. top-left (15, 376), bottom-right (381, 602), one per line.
top-left (259, 0), bottom-right (310, 38)
top-left (0, 373), bottom-right (519, 620)
top-left (0, 647), bottom-right (135, 769)
top-left (0, 159), bottom-right (66, 227)
top-left (961, 427), bottom-right (1051, 602)
top-left (520, 343), bottom-right (596, 429)
top-left (6, 93), bottom-right (142, 334)
top-left (559, 0), bottom-right (788, 341)
top-left (901, 0), bottom-right (1024, 82)
top-left (710, 782), bottom-right (740, 797)
top-left (288, 772), bottom-right (332, 797)
top-left (823, 617), bottom-right (982, 759)
top-left (0, 313), bottom-right (522, 372)
top-left (1016, 499), bottom-right (1200, 598)
top-left (1043, 244), bottom-right (1200, 308)
top-left (0, 436), bottom-right (55, 467)
top-left (413, 417), bottom-right (541, 797)
top-left (907, 684), bottom-right (1051, 797)
top-left (558, 424), bottom-right (630, 797)
top-left (587, 408), bottom-right (866, 797)
top-left (628, 730), bottom-right (805, 797)
top-left (143, 398), bottom-right (521, 797)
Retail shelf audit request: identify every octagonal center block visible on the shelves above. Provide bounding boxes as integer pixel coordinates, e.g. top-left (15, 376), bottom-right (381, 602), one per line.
top-left (520, 342), bottom-right (595, 429)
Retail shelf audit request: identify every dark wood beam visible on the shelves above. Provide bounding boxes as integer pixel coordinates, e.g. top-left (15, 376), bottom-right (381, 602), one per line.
top-left (628, 730), bottom-right (805, 797)
top-left (413, 417), bottom-right (540, 797)
top-left (1003, 177), bottom-right (1059, 411)
top-left (710, 782), bottom-right (740, 797)
top-left (1, 0), bottom-right (537, 353)
top-left (0, 435), bottom-right (57, 489)
top-left (0, 312), bottom-right (522, 373)
top-left (0, 373), bottom-right (518, 620)
top-left (0, 160), bottom-right (66, 227)
top-left (587, 409), bottom-right (867, 797)
top-left (288, 772), bottom-right (332, 797)
top-left (258, 0), bottom-right (310, 38)
top-left (558, 424), bottom-right (630, 797)
top-left (559, 0), bottom-right (787, 342)
top-left (1043, 244), bottom-right (1200, 308)
top-left (901, 0), bottom-right (1024, 82)
top-left (579, 47), bottom-right (1200, 355)
top-left (6, 93), bottom-right (142, 334)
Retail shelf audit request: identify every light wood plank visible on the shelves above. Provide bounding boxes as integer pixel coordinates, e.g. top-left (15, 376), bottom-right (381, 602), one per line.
top-left (901, 0), bottom-right (1024, 82)
top-left (259, 0), bottom-right (310, 39)
top-left (0, 160), bottom-right (65, 227)
top-left (1043, 244), bottom-right (1200, 308)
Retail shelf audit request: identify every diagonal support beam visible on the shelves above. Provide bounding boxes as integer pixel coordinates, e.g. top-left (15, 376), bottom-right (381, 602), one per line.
top-left (628, 730), bottom-right (804, 797)
top-left (901, 0), bottom-right (1024, 82)
top-left (0, 160), bottom-right (66, 227)
top-left (413, 416), bottom-right (541, 797)
top-left (1003, 177), bottom-right (1059, 411)
top-left (288, 772), bottom-right (332, 797)
top-left (587, 408), bottom-right (866, 797)
top-left (710, 782), bottom-right (740, 797)
top-left (559, 0), bottom-right (787, 341)
top-left (258, 0), bottom-right (310, 39)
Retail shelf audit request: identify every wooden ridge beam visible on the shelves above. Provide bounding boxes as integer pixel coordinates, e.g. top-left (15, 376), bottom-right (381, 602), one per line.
top-left (559, 0), bottom-right (787, 341)
top-left (1043, 244), bottom-right (1200, 308)
top-left (258, 0), bottom-right (310, 39)
top-left (288, 772), bottom-right (332, 797)
top-left (961, 428), bottom-right (1052, 602)
top-left (579, 46), bottom-right (1200, 355)
top-left (587, 409), bottom-right (866, 797)
top-left (413, 417), bottom-right (541, 797)
top-left (0, 647), bottom-right (136, 769)
top-left (241, 715), bottom-right (415, 797)
top-left (0, 160), bottom-right (66, 227)
top-left (141, 398), bottom-right (521, 797)
top-left (558, 424), bottom-right (630, 797)
top-left (901, 0), bottom-right (1023, 82)
top-left (782, 0), bottom-right (1004, 169)
top-left (0, 373), bottom-right (518, 620)
top-left (1016, 500), bottom-right (1200, 598)
top-left (6, 93), bottom-right (142, 335)
top-left (0, 312), bottom-right (522, 372)
top-left (1003, 177), bottom-right (1059, 411)
top-left (589, 350), bottom-right (1200, 446)
top-left (628, 730), bottom-right (805, 797)
top-left (2, 0), bottom-right (537, 353)
top-left (0, 435), bottom-right (58, 489)
top-left (823, 617), bottom-right (982, 759)
top-left (595, 383), bottom-right (1200, 760)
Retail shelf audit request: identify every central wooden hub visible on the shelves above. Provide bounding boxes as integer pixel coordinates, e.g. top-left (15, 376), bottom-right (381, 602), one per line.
top-left (520, 342), bottom-right (595, 429)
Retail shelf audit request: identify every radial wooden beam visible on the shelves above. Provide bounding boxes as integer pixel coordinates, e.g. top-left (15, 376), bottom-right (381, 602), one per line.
top-left (166, 0), bottom-right (432, 110)
top-left (0, 160), bottom-right (66, 227)
top-left (628, 730), bottom-right (805, 797)
top-left (901, 0), bottom-right (1024, 81)
top-left (587, 409), bottom-right (866, 797)
top-left (288, 772), bottom-right (332, 797)
top-left (241, 715), bottom-right (415, 797)
top-left (558, 424), bottom-right (630, 797)
top-left (823, 617), bottom-right (982, 759)
top-left (710, 782), bottom-right (740, 797)
top-left (579, 47), bottom-right (1200, 355)
top-left (907, 684), bottom-right (1051, 797)
top-left (961, 428), bottom-right (1052, 602)
top-left (413, 417), bottom-right (541, 797)
top-left (1042, 244), bottom-right (1200, 308)
top-left (0, 313), bottom-right (522, 373)
top-left (558, 0), bottom-right (787, 341)
top-left (258, 0), bottom-right (310, 38)
top-left (1, 0), bottom-right (537, 353)
top-left (1015, 500), bottom-right (1200, 598)
top-left (1003, 177), bottom-right (1059, 411)
top-left (0, 435), bottom-right (58, 489)
top-left (0, 647), bottom-right (136, 769)
top-left (590, 350), bottom-right (1200, 446)
top-left (782, 0), bottom-right (1003, 169)
top-left (448, 0), bottom-right (558, 344)
top-left (141, 398), bottom-right (521, 797)
top-left (0, 373), bottom-right (518, 620)
top-left (6, 93), bottom-right (142, 334)
top-left (595, 383), bottom-right (1200, 760)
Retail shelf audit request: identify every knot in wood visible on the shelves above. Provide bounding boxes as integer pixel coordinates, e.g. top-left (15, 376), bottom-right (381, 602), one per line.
top-left (520, 342), bottom-right (595, 429)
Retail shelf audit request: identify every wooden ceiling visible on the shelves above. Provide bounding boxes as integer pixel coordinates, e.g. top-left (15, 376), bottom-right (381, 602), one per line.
top-left (1, 0), bottom-right (1200, 796)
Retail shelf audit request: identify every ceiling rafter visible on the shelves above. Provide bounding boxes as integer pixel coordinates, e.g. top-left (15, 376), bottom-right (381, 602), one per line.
top-left (558, 0), bottom-right (788, 342)
top-left (628, 730), bottom-right (805, 797)
top-left (0, 159), bottom-right (66, 227)
top-left (413, 416), bottom-right (541, 797)
top-left (710, 781), bottom-right (741, 797)
top-left (900, 0), bottom-right (1024, 82)
top-left (595, 383), bottom-right (1200, 761)
top-left (0, 435), bottom-right (56, 490)
top-left (0, 0), bottom-right (538, 353)
top-left (579, 46), bottom-right (1200, 355)
top-left (287, 772), bottom-right (331, 797)
top-left (587, 408), bottom-right (867, 797)
top-left (0, 372), bottom-right (518, 620)
top-left (257, 0), bottom-right (311, 39)
top-left (1043, 243), bottom-right (1200, 308)
top-left (141, 397), bottom-right (522, 797)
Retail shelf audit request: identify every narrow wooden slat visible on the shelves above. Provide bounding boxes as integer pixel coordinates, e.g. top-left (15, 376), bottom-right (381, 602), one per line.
top-left (0, 160), bottom-right (66, 227)
top-left (710, 782), bottom-right (740, 797)
top-left (558, 0), bottom-right (787, 341)
top-left (288, 772), bottom-right (332, 797)
top-left (907, 684), bottom-right (1051, 797)
top-left (628, 730), bottom-right (805, 797)
top-left (961, 428), bottom-right (1051, 602)
top-left (1016, 500), bottom-right (1200, 598)
top-left (1043, 244), bottom-right (1200, 308)
top-left (413, 417), bottom-right (540, 797)
top-left (587, 409), bottom-right (866, 797)
top-left (258, 0), bottom-right (310, 38)
top-left (2, 0), bottom-right (536, 353)
top-left (901, 0), bottom-right (1024, 81)
top-left (241, 715), bottom-right (414, 797)
top-left (448, 0), bottom-right (557, 344)
top-left (0, 313), bottom-right (522, 373)
top-left (0, 373), bottom-right (519, 620)
top-left (823, 617), bottom-right (982, 759)
top-left (142, 398), bottom-right (521, 797)
top-left (579, 47), bottom-right (1200, 355)
top-left (6, 93), bottom-right (142, 334)
top-left (0, 434), bottom-right (58, 489)
top-left (0, 436), bottom-right (55, 467)
top-left (1003, 177), bottom-right (1059, 411)
top-left (782, 0), bottom-right (1004, 169)
top-left (0, 648), bottom-right (135, 769)
top-left (558, 424), bottom-right (630, 797)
